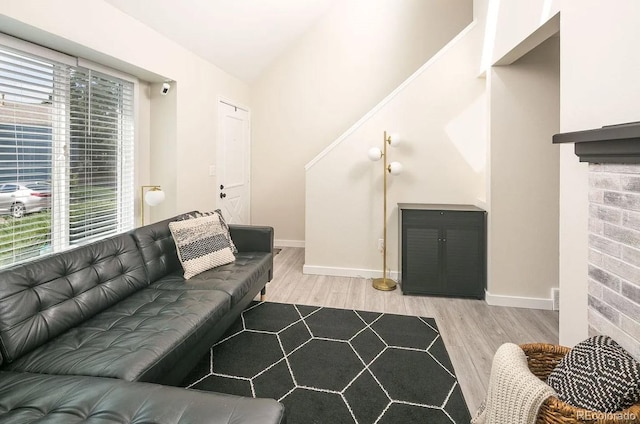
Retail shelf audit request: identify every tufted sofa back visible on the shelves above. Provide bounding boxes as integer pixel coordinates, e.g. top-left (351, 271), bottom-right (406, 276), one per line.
top-left (0, 234), bottom-right (148, 363)
top-left (131, 214), bottom-right (190, 284)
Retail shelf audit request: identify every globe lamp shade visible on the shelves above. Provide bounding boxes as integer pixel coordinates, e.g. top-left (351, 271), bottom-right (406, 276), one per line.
top-left (368, 147), bottom-right (382, 161)
top-left (388, 133), bottom-right (401, 147)
top-left (388, 161), bottom-right (403, 175)
top-left (144, 188), bottom-right (165, 206)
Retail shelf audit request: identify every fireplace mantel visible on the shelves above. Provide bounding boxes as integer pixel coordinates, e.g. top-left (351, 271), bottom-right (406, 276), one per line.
top-left (553, 121), bottom-right (640, 164)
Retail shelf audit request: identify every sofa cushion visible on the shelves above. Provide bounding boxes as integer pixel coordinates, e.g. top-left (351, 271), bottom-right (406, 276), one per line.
top-left (229, 225), bottom-right (274, 254)
top-left (131, 214), bottom-right (192, 283)
top-left (4, 288), bottom-right (231, 383)
top-left (151, 252), bottom-right (271, 305)
top-left (169, 215), bottom-right (236, 279)
top-left (0, 234), bottom-right (147, 363)
top-left (0, 371), bottom-right (285, 424)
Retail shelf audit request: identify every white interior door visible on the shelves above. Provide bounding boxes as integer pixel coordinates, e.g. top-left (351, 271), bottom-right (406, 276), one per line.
top-left (217, 101), bottom-right (250, 224)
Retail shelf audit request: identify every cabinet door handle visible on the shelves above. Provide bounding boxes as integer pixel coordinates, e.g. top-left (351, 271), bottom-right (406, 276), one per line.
top-left (442, 238), bottom-right (446, 242)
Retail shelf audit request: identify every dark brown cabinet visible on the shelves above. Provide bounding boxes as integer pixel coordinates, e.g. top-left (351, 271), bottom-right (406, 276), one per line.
top-left (399, 204), bottom-right (486, 299)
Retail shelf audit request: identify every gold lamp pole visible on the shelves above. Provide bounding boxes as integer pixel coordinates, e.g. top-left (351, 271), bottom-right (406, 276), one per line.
top-left (368, 131), bottom-right (403, 291)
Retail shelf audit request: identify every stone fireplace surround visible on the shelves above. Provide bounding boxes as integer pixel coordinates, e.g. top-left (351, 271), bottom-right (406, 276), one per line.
top-left (554, 122), bottom-right (640, 359)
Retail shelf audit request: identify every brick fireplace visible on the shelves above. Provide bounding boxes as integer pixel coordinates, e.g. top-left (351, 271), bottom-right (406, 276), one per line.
top-left (588, 163), bottom-right (640, 359)
top-left (555, 122), bottom-right (640, 359)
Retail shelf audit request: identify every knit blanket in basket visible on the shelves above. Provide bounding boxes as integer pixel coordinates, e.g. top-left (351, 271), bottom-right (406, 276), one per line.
top-left (472, 343), bottom-right (557, 424)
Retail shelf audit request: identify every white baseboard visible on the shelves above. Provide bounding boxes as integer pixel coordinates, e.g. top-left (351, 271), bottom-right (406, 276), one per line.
top-left (485, 290), bottom-right (554, 310)
top-left (274, 239), bottom-right (305, 248)
top-left (303, 265), bottom-right (399, 280)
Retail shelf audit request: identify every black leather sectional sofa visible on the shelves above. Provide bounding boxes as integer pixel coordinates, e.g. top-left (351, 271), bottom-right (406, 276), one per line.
top-left (0, 214), bottom-right (285, 424)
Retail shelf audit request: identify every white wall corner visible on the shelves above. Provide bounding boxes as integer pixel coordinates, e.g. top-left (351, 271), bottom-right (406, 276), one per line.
top-left (485, 290), bottom-right (554, 310)
top-left (303, 265), bottom-right (399, 281)
top-left (552, 287), bottom-right (560, 311)
top-left (274, 239), bottom-right (305, 248)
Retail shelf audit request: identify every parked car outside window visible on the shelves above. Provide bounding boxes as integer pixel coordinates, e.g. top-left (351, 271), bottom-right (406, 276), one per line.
top-left (0, 182), bottom-right (51, 218)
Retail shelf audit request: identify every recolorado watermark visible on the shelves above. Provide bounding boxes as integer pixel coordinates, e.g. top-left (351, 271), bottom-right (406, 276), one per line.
top-left (576, 411), bottom-right (638, 421)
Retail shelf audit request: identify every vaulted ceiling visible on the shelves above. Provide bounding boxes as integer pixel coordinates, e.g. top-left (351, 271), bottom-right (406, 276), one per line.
top-left (105, 0), bottom-right (340, 82)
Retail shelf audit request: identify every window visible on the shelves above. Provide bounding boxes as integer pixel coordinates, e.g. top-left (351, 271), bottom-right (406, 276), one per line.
top-left (0, 41), bottom-right (134, 268)
top-left (0, 184), bottom-right (18, 193)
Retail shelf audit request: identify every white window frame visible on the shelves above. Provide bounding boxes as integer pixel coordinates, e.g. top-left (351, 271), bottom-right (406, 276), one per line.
top-left (0, 34), bottom-right (138, 265)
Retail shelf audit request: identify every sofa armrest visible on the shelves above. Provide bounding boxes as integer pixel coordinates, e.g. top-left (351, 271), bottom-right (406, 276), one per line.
top-left (0, 371), bottom-right (286, 424)
top-left (229, 225), bottom-right (274, 253)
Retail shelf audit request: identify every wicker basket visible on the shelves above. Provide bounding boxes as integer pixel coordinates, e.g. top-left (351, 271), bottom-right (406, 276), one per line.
top-left (520, 343), bottom-right (640, 424)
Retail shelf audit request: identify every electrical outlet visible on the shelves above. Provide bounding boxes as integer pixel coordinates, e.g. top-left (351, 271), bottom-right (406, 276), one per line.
top-left (377, 239), bottom-right (384, 252)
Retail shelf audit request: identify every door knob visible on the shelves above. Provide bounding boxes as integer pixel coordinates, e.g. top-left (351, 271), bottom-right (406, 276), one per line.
top-left (220, 193), bottom-right (226, 199)
top-left (220, 184), bottom-right (224, 190)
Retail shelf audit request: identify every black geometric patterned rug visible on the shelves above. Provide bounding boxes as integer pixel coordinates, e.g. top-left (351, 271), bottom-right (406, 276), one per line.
top-left (182, 301), bottom-right (470, 424)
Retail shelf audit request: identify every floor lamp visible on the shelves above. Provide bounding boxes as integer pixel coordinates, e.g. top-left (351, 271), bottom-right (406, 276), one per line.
top-left (368, 131), bottom-right (403, 291)
top-left (140, 185), bottom-right (165, 226)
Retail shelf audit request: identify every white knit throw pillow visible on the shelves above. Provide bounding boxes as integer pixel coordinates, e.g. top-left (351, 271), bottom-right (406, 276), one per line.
top-left (169, 214), bottom-right (235, 279)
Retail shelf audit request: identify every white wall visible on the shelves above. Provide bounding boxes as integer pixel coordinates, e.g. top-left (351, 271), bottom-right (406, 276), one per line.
top-left (303, 0), bottom-right (564, 299)
top-left (486, 0), bottom-right (640, 345)
top-left (490, 0), bottom-right (561, 65)
top-left (251, 0), bottom-right (473, 245)
top-left (0, 0), bottom-right (250, 223)
top-left (149, 82), bottom-right (178, 222)
top-left (488, 36), bottom-right (559, 304)
top-left (305, 22), bottom-right (486, 276)
top-left (136, 82), bottom-right (152, 225)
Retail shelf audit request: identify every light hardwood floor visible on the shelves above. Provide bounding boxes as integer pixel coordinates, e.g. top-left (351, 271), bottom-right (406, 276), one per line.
top-left (265, 247), bottom-right (559, 413)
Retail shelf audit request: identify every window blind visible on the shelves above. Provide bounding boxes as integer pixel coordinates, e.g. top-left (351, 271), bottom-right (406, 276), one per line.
top-left (68, 68), bottom-right (134, 244)
top-left (0, 43), bottom-right (134, 268)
